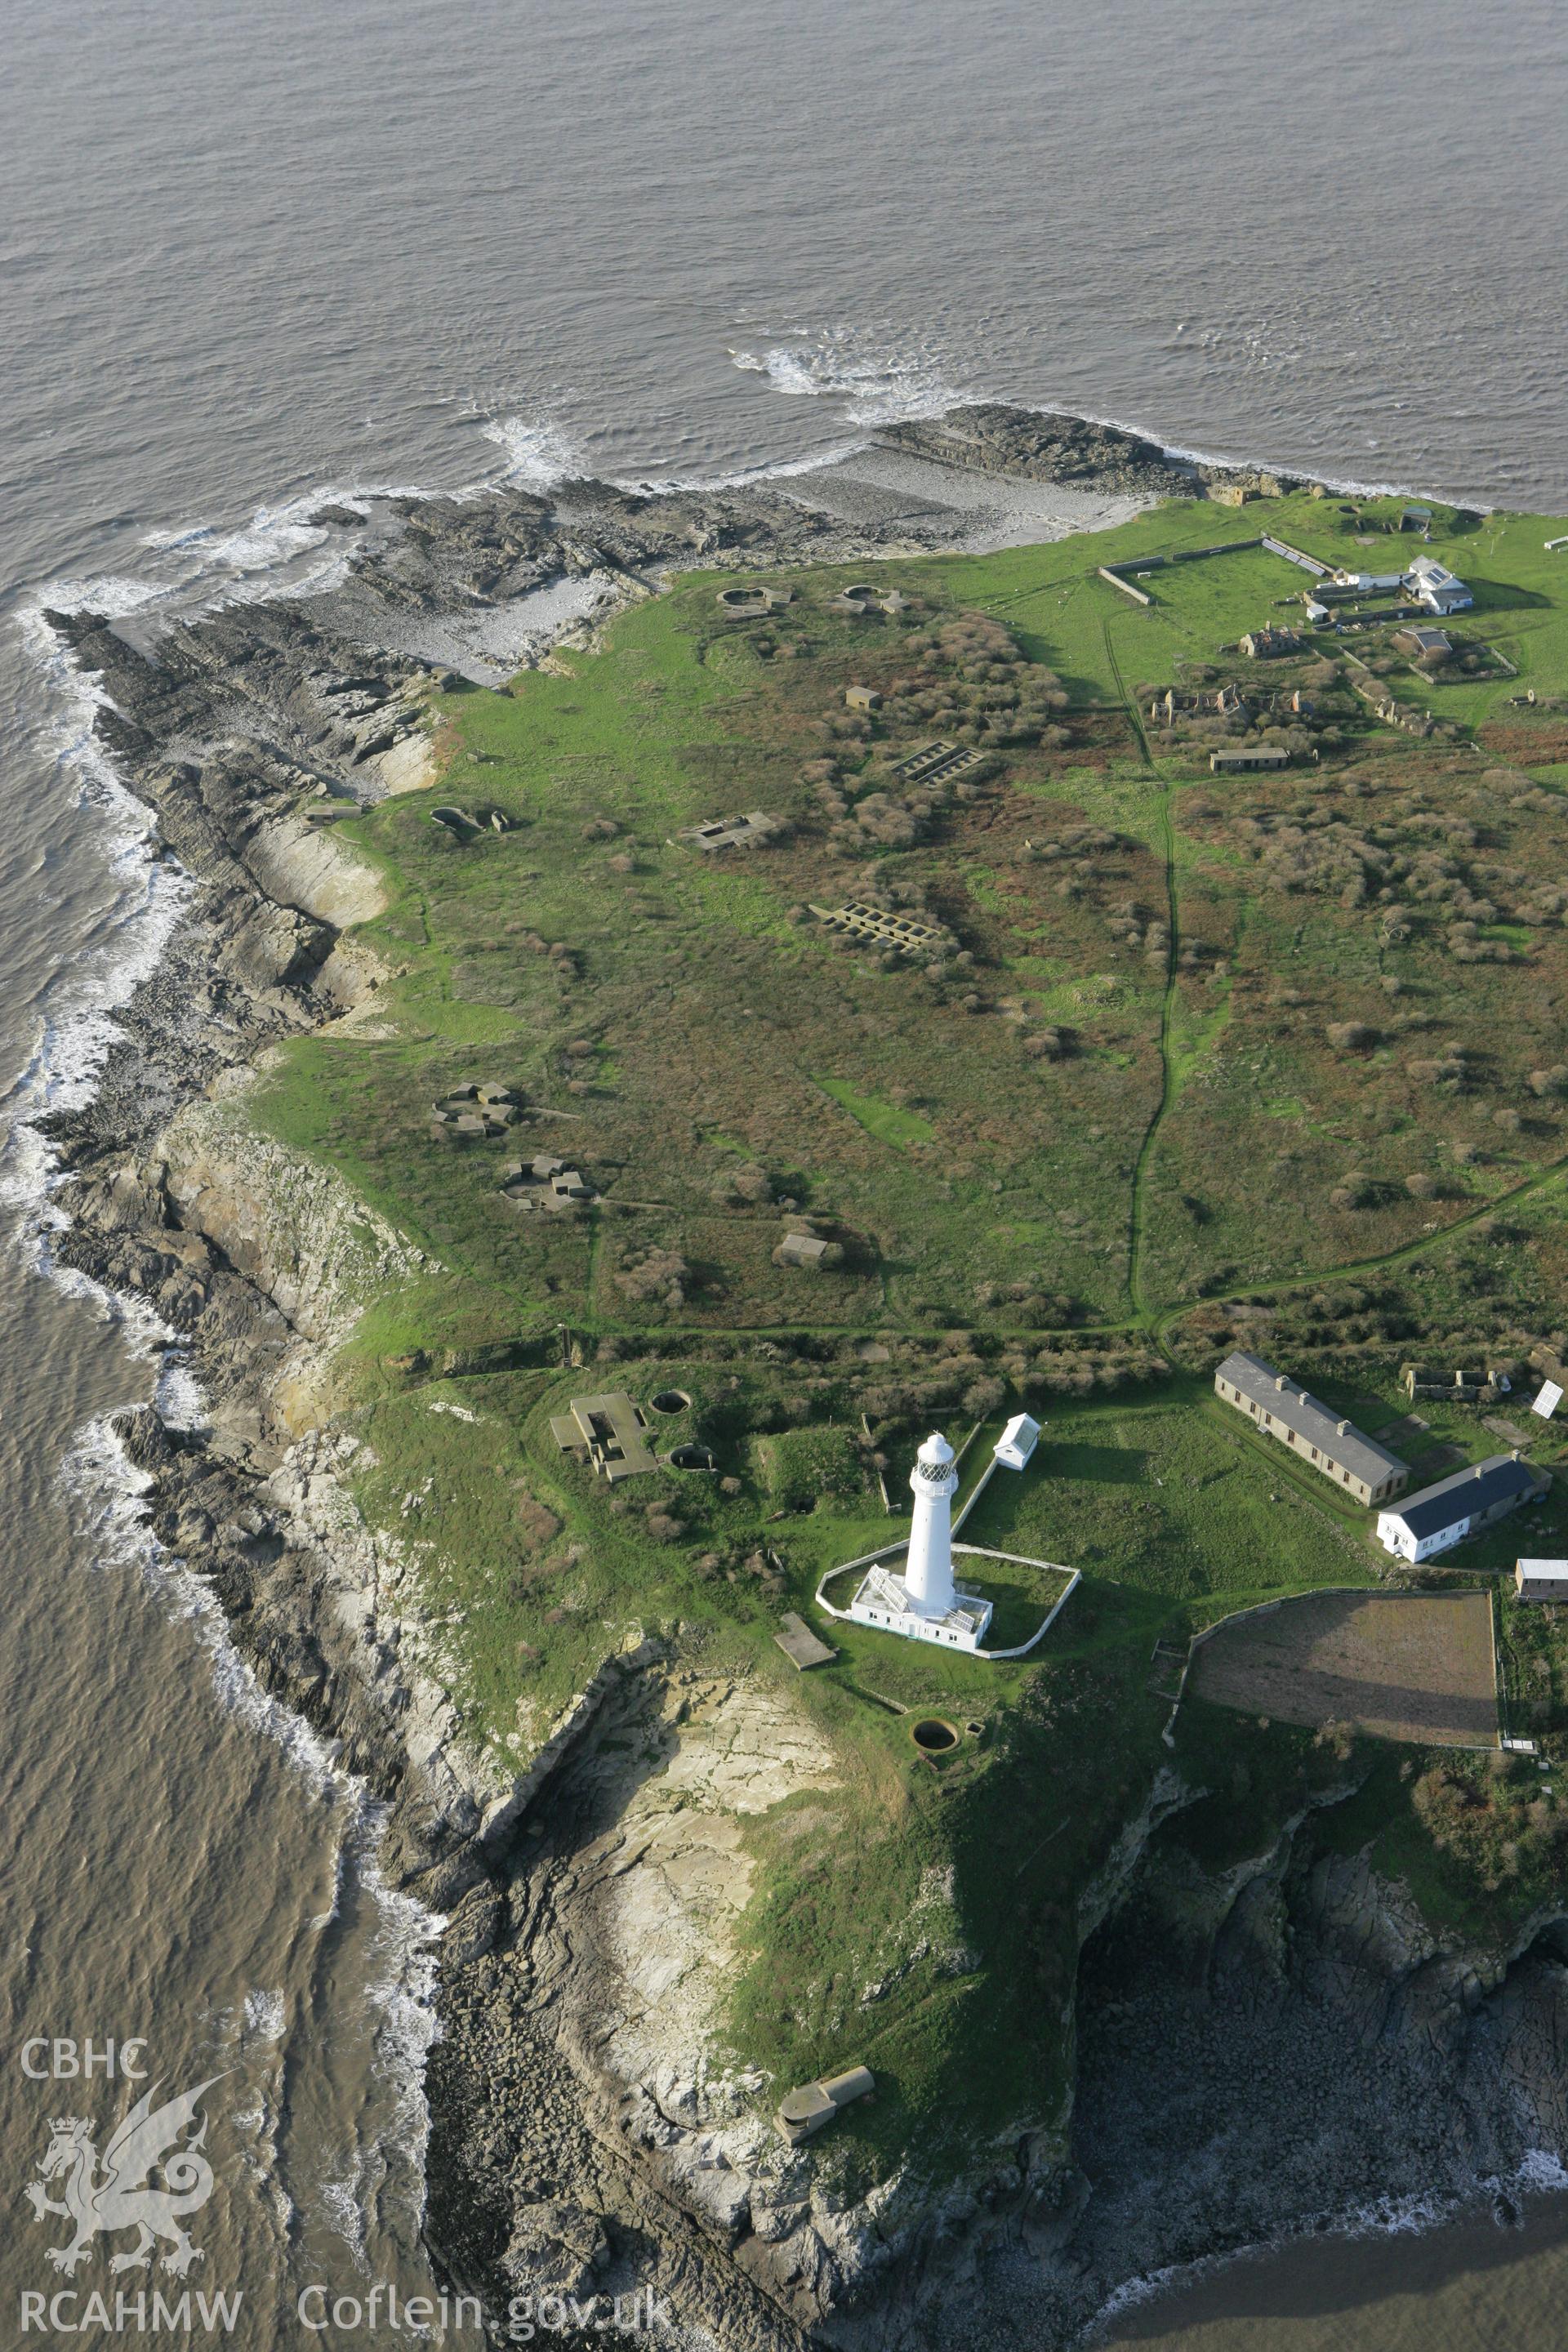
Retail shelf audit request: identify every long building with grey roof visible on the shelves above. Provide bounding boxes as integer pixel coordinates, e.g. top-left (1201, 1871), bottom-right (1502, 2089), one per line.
top-left (1214, 1351), bottom-right (1410, 1505)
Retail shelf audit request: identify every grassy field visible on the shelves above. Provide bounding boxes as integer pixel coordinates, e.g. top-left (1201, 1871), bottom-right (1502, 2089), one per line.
top-left (254, 487), bottom-right (1568, 1347)
top-left (244, 483), bottom-right (1568, 2183)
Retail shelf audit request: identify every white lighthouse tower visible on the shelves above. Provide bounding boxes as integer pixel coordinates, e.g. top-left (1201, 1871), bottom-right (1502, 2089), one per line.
top-left (844, 1424), bottom-right (994, 1651)
top-left (905, 1432), bottom-right (959, 1617)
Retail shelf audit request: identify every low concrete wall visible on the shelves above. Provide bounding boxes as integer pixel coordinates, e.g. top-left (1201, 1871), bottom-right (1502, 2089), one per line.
top-left (957, 1554), bottom-right (1082, 1659)
top-left (1099, 535), bottom-right (1266, 608)
top-left (1170, 537), bottom-right (1264, 562)
top-left (1099, 565), bottom-right (1151, 606)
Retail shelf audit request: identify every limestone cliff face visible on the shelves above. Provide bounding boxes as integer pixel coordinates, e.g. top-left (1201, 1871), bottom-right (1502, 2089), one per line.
top-left (68, 1057), bottom-right (1568, 2352)
top-left (158, 1089), bottom-right (420, 1350)
top-left (240, 810), bottom-right (390, 931)
top-left (423, 1645), bottom-right (1089, 2352)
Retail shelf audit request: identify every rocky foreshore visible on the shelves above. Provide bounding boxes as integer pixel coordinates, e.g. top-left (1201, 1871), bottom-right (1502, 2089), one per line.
top-left (32, 408), bottom-right (1568, 2349)
top-left (873, 404), bottom-right (1306, 504)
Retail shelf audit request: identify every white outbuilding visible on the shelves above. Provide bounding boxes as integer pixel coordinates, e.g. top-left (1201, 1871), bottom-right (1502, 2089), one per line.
top-left (994, 1414), bottom-right (1041, 1471)
top-left (1516, 1559), bottom-right (1568, 1601)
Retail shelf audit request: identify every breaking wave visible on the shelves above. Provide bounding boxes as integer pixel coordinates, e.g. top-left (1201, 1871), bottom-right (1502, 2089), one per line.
top-left (474, 410), bottom-right (586, 488)
top-left (56, 1396), bottom-right (448, 2256)
top-left (722, 323), bottom-right (1481, 508)
top-left (727, 327), bottom-right (966, 425)
top-left (4, 430), bottom-right (490, 2283)
top-left (59, 1401), bottom-right (349, 1794)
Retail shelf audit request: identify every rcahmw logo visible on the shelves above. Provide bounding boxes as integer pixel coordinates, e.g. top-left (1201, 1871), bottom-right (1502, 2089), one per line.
top-left (17, 2042), bottom-right (242, 2334)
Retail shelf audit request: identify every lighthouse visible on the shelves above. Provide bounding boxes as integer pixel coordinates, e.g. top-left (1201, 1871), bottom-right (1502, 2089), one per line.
top-left (905, 1431), bottom-right (959, 1618)
top-left (835, 1419), bottom-right (1058, 1658)
top-left (844, 1423), bottom-right (995, 1650)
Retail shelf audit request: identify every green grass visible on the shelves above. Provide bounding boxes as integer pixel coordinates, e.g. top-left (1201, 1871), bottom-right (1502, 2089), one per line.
top-left (1310, 1743), bottom-right (1566, 1949)
top-left (813, 1078), bottom-right (936, 1150)
top-left (958, 1382), bottom-right (1374, 1608)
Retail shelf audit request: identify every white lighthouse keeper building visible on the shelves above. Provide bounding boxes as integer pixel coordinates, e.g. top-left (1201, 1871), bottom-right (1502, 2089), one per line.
top-left (845, 1429), bottom-right (995, 1650)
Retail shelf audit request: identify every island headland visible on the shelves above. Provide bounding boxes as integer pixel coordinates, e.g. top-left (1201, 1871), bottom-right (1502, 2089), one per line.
top-left (35, 407), bottom-right (1568, 2349)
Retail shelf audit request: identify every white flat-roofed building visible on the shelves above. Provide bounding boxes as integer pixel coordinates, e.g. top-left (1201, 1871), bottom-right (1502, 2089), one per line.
top-left (1516, 1558), bottom-right (1568, 1601)
top-left (848, 1561), bottom-right (993, 1650)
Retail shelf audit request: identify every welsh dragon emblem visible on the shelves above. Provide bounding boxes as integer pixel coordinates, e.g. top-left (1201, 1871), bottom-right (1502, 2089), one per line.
top-left (24, 2078), bottom-right (222, 2277)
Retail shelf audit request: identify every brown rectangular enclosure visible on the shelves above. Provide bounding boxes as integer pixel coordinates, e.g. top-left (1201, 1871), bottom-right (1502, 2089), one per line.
top-left (1190, 1590), bottom-right (1497, 1746)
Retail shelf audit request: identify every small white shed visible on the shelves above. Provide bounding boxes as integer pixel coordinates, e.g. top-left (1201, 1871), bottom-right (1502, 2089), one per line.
top-left (994, 1414), bottom-right (1041, 1471)
top-left (1516, 1558), bottom-right (1568, 1601)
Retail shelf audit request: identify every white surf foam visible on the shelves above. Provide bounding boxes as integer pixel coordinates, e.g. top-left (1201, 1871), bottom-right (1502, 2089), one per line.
top-left (296, 1793), bottom-right (445, 2259)
top-left (30, 503), bottom-right (354, 635)
top-left (1516, 2147), bottom-right (1568, 2193)
top-left (4, 599), bottom-right (194, 1156)
top-left (721, 325), bottom-right (1486, 511)
top-left (473, 412), bottom-right (586, 489)
top-left (59, 1404), bottom-right (354, 1796)
top-left (212, 1987), bottom-right (298, 2237)
top-left (612, 329), bottom-right (965, 497)
top-left (623, 435), bottom-right (871, 497)
top-left (241, 1988), bottom-right (288, 2044)
top-left (728, 327), bottom-right (965, 428)
top-left (57, 1395), bottom-right (448, 2252)
top-left (6, 420), bottom-right (547, 2291)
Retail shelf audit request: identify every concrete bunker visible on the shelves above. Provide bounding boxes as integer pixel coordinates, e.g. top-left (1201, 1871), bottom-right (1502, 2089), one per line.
top-left (887, 739), bottom-right (987, 788)
top-left (715, 584), bottom-right (795, 618)
top-left (676, 810), bottom-right (784, 855)
top-left (550, 1392), bottom-right (657, 1484)
top-left (501, 1153), bottom-right (599, 1212)
top-left (910, 1717), bottom-right (960, 1753)
top-left (431, 804), bottom-right (512, 840)
top-left (828, 584), bottom-right (907, 617)
top-left (773, 1229), bottom-right (833, 1270)
top-left (774, 2065), bottom-right (874, 2147)
top-left (650, 1388), bottom-right (692, 1415)
top-left (431, 1081), bottom-right (523, 1139)
top-left (810, 900), bottom-right (943, 956)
